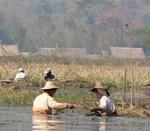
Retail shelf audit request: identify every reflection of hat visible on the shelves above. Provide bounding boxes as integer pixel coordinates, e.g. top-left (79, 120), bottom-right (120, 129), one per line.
top-left (19, 67), bottom-right (24, 72)
top-left (91, 82), bottom-right (110, 96)
top-left (41, 81), bottom-right (58, 90)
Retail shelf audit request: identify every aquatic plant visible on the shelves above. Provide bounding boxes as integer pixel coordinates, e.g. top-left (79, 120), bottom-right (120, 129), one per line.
top-left (0, 57), bottom-right (149, 117)
top-left (0, 89), bottom-right (40, 106)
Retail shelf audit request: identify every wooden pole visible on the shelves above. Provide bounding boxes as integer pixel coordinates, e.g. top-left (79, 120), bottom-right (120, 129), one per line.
top-left (126, 24), bottom-right (133, 108)
top-left (130, 49), bottom-right (133, 108)
top-left (128, 27), bottom-right (133, 108)
top-left (123, 69), bottom-right (127, 108)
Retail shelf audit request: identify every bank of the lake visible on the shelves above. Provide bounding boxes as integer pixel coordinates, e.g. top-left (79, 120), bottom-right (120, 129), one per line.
top-left (0, 88), bottom-right (149, 117)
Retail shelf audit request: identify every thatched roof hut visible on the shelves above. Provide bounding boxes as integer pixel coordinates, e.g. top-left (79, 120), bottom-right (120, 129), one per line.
top-left (110, 47), bottom-right (145, 59)
top-left (37, 48), bottom-right (87, 57)
top-left (37, 48), bottom-right (56, 56)
top-left (0, 45), bottom-right (20, 56)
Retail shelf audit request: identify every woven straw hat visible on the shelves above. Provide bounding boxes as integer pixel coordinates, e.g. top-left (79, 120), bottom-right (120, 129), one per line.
top-left (19, 67), bottom-right (24, 72)
top-left (91, 82), bottom-right (110, 96)
top-left (91, 82), bottom-right (109, 90)
top-left (44, 68), bottom-right (51, 74)
top-left (41, 81), bottom-right (58, 90)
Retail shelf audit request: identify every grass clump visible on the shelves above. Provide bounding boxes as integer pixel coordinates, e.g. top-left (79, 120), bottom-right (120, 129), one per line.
top-left (0, 89), bottom-right (39, 106)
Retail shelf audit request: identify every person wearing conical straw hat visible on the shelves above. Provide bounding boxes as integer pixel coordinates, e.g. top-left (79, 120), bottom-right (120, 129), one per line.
top-left (90, 82), bottom-right (117, 116)
top-left (32, 81), bottom-right (77, 115)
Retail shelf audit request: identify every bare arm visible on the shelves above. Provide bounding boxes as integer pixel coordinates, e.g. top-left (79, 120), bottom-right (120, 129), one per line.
top-left (90, 107), bottom-right (104, 112)
top-left (47, 96), bottom-right (77, 110)
top-left (52, 103), bottom-right (69, 110)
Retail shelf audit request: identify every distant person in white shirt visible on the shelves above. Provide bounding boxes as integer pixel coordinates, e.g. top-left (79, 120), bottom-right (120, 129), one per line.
top-left (14, 67), bottom-right (29, 81)
top-left (90, 82), bottom-right (117, 116)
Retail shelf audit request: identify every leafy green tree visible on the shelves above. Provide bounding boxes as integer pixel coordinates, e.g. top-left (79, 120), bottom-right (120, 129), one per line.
top-left (0, 27), bottom-right (14, 44)
top-left (132, 28), bottom-right (150, 55)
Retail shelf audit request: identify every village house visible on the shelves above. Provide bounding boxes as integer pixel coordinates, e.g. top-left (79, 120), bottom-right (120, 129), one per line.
top-left (37, 48), bottom-right (87, 58)
top-left (0, 45), bottom-right (20, 56)
top-left (110, 47), bottom-right (145, 59)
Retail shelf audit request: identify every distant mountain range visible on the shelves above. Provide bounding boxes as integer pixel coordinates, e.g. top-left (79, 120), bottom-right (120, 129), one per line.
top-left (0, 0), bottom-right (150, 54)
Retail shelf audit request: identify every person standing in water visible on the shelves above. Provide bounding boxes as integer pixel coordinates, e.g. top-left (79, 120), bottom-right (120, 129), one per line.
top-left (90, 82), bottom-right (117, 116)
top-left (32, 81), bottom-right (77, 115)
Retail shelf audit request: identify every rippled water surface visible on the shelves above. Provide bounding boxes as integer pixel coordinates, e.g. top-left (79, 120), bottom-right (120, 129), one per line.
top-left (0, 106), bottom-right (150, 131)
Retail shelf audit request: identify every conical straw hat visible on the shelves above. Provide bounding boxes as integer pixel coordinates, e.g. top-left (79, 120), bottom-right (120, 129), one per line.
top-left (91, 82), bottom-right (108, 91)
top-left (19, 67), bottom-right (24, 72)
top-left (41, 81), bottom-right (58, 90)
top-left (90, 82), bottom-right (110, 96)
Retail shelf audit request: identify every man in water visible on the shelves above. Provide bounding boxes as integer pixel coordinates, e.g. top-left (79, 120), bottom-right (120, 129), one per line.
top-left (32, 81), bottom-right (77, 114)
top-left (14, 67), bottom-right (29, 81)
top-left (90, 82), bottom-right (117, 116)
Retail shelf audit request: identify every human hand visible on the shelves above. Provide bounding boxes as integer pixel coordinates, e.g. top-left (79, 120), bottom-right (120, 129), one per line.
top-left (67, 104), bottom-right (76, 109)
top-left (89, 107), bottom-right (95, 112)
top-left (101, 112), bottom-right (107, 116)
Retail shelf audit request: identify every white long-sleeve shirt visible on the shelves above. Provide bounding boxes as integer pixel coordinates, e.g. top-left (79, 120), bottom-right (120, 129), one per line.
top-left (99, 95), bottom-right (116, 113)
top-left (14, 72), bottom-right (29, 81)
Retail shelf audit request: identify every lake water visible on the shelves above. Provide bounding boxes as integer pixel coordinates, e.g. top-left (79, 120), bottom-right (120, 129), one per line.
top-left (0, 106), bottom-right (150, 131)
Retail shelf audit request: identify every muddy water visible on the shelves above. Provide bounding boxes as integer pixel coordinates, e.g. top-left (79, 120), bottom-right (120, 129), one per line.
top-left (0, 106), bottom-right (149, 131)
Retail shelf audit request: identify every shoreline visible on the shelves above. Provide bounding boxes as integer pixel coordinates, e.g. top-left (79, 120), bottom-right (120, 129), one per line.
top-left (0, 88), bottom-right (149, 118)
top-left (117, 106), bottom-right (150, 118)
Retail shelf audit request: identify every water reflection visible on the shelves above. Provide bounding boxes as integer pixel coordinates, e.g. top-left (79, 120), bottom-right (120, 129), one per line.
top-left (32, 114), bottom-right (150, 131)
top-left (98, 119), bottom-right (106, 131)
top-left (32, 114), bottom-right (65, 131)
top-left (0, 107), bottom-right (149, 131)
